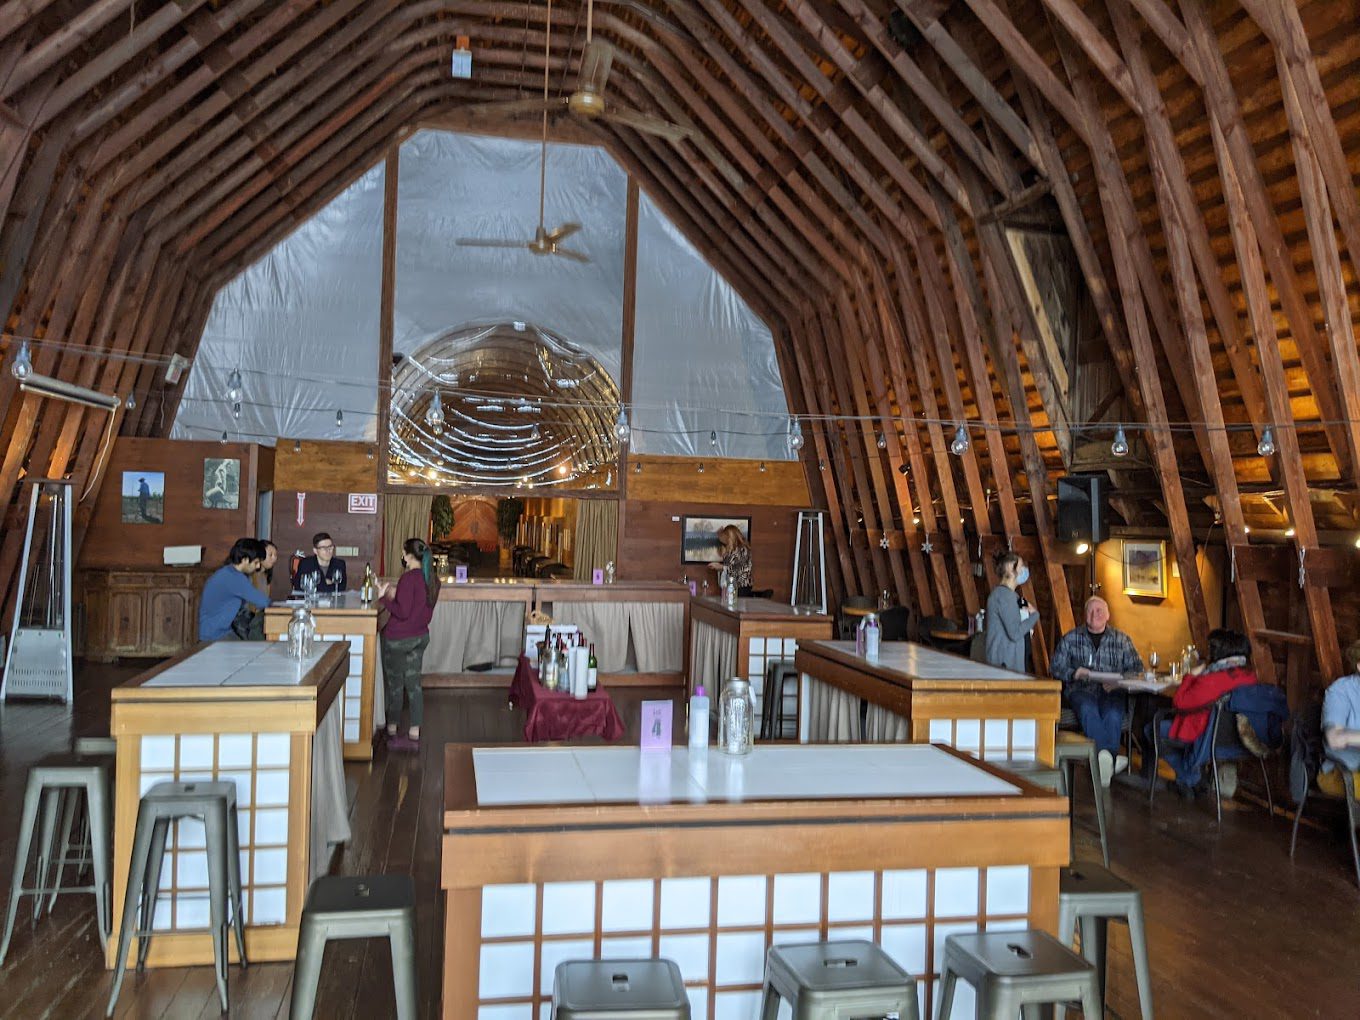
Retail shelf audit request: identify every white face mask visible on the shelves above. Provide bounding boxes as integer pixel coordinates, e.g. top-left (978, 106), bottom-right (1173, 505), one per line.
top-left (1014, 565), bottom-right (1030, 586)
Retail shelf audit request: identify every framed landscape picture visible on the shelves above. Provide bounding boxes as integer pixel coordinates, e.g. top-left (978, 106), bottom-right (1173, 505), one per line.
top-left (203, 457), bottom-right (241, 510)
top-left (1122, 539), bottom-right (1167, 598)
top-left (681, 515), bottom-right (751, 565)
top-left (120, 471), bottom-right (165, 524)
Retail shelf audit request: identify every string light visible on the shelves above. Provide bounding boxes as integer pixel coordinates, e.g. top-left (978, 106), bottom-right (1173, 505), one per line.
top-left (709, 430), bottom-right (718, 450)
top-left (232, 401), bottom-right (241, 420)
top-left (11, 340), bottom-right (32, 379)
top-left (226, 369), bottom-right (243, 402)
top-left (614, 407), bottom-right (630, 443)
top-left (633, 461), bottom-right (641, 474)
top-left (1111, 425), bottom-right (1129, 457)
top-left (788, 417), bottom-right (804, 453)
top-left (698, 462), bottom-right (705, 473)
top-left (1257, 427), bottom-right (1276, 457)
top-left (1075, 541), bottom-right (1091, 555)
top-left (335, 408), bottom-right (344, 428)
top-left (876, 431), bottom-right (887, 449)
top-left (426, 390), bottom-right (445, 428)
top-left (1285, 527), bottom-right (1296, 538)
top-left (759, 461), bottom-right (767, 472)
top-left (125, 393), bottom-right (136, 410)
top-left (219, 430), bottom-right (228, 444)
top-left (949, 424), bottom-right (969, 456)
top-left (293, 439), bottom-right (302, 453)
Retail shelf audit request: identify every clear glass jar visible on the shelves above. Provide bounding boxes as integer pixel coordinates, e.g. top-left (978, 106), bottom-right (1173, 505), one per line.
top-left (719, 678), bottom-right (755, 755)
top-left (287, 607), bottom-right (315, 660)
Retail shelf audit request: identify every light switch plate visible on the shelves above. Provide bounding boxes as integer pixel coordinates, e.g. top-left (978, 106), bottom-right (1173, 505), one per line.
top-left (337, 546), bottom-right (359, 557)
top-left (671, 516), bottom-right (680, 522)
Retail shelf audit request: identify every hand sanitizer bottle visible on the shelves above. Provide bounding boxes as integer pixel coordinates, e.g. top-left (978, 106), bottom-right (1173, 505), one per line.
top-left (689, 685), bottom-right (710, 749)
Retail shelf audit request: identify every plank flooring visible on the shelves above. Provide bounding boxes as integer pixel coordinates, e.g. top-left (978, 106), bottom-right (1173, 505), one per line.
top-left (0, 661), bottom-right (1357, 1018)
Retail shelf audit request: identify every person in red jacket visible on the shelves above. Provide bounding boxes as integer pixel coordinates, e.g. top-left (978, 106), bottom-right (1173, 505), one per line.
top-left (377, 537), bottom-right (441, 750)
top-left (1169, 629), bottom-right (1256, 742)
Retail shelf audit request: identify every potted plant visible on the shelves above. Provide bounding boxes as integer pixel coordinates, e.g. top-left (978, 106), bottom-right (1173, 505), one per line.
top-left (496, 497), bottom-right (524, 571)
top-left (431, 494), bottom-right (454, 541)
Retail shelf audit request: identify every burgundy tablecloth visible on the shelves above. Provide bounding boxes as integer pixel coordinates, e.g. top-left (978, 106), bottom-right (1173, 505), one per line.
top-left (510, 655), bottom-right (626, 743)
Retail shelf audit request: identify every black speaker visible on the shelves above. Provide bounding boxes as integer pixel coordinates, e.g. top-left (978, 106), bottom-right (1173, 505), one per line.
top-left (1057, 474), bottom-right (1107, 544)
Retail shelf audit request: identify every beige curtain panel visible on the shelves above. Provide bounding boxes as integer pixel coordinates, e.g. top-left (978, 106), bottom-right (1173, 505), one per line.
top-left (383, 493), bottom-right (432, 576)
top-left (572, 499), bottom-right (619, 580)
top-left (863, 703), bottom-right (910, 742)
top-left (424, 601), bottom-right (525, 673)
top-left (690, 621), bottom-right (738, 698)
top-left (310, 698), bottom-right (352, 881)
top-left (805, 677), bottom-right (861, 743)
top-left (552, 602), bottom-right (631, 672)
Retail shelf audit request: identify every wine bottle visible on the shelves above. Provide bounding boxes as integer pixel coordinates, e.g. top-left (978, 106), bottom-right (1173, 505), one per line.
top-left (587, 642), bottom-right (598, 691)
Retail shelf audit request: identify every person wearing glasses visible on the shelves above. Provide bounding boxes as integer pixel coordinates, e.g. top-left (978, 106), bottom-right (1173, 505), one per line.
top-left (291, 532), bottom-right (348, 594)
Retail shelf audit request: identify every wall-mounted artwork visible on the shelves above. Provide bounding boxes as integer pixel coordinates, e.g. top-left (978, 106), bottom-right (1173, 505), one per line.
top-left (681, 515), bottom-right (751, 565)
top-left (121, 471), bottom-right (165, 524)
top-left (1122, 540), bottom-right (1167, 598)
top-left (203, 457), bottom-right (241, 510)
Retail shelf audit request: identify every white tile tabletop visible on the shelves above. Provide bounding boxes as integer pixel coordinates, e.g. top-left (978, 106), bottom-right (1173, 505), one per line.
top-left (143, 641), bottom-right (342, 688)
top-left (471, 743), bottom-right (1019, 807)
top-left (803, 640), bottom-right (1042, 682)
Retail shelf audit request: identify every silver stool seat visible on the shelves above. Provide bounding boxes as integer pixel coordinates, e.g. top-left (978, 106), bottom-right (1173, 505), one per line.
top-left (760, 940), bottom-right (917, 1020)
top-left (290, 874), bottom-right (417, 1020)
top-left (0, 755), bottom-right (111, 964)
top-left (553, 958), bottom-right (689, 1018)
top-left (989, 758), bottom-right (1065, 794)
top-left (1054, 732), bottom-right (1110, 867)
top-left (936, 930), bottom-right (1100, 1020)
top-left (1058, 863), bottom-right (1153, 1020)
top-left (107, 781), bottom-right (247, 1016)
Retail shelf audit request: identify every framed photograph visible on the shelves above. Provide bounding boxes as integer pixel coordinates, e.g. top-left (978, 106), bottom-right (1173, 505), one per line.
top-left (1122, 540), bottom-right (1167, 597)
top-left (120, 471), bottom-right (165, 524)
top-left (681, 515), bottom-right (751, 565)
top-left (203, 457), bottom-right (241, 510)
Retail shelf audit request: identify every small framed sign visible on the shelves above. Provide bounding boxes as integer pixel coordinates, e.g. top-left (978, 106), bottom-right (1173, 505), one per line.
top-left (348, 493), bottom-right (378, 514)
top-left (591, 567), bottom-right (604, 585)
top-left (640, 700), bottom-right (673, 751)
top-left (454, 565), bottom-right (468, 584)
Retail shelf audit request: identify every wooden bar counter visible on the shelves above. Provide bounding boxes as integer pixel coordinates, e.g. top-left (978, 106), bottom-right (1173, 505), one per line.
top-left (108, 641), bottom-right (350, 968)
top-left (794, 640), bottom-right (1061, 765)
top-left (440, 742), bottom-right (1067, 1019)
top-left (264, 592), bottom-right (381, 760)
top-left (689, 596), bottom-right (832, 713)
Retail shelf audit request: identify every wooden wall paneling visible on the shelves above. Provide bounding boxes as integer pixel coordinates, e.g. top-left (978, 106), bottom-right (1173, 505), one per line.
top-left (0, 121), bottom-right (67, 320)
top-left (1050, 28), bottom-right (1209, 650)
top-left (274, 441), bottom-right (380, 495)
top-left (0, 0), bottom-right (138, 100)
top-left (1105, 0), bottom-right (1274, 679)
top-left (854, 266), bottom-right (937, 615)
top-left (626, 457), bottom-right (808, 507)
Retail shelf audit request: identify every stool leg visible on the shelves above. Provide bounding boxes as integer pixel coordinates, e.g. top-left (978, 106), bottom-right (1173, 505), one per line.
top-left (137, 818), bottom-right (170, 972)
top-left (204, 808), bottom-right (230, 1012)
top-left (1078, 976), bottom-right (1103, 1020)
top-left (32, 787), bottom-right (60, 921)
top-left (288, 919), bottom-right (327, 1020)
top-left (107, 806), bottom-right (157, 1016)
top-left (1079, 915), bottom-right (1108, 1008)
top-left (1057, 897), bottom-right (1077, 948)
top-left (86, 774), bottom-right (112, 950)
top-left (0, 777), bottom-right (46, 965)
top-left (1087, 747), bottom-right (1110, 868)
top-left (758, 982), bottom-right (779, 1020)
top-left (1126, 900), bottom-right (1154, 1020)
top-left (387, 916), bottom-right (418, 1020)
top-left (225, 803), bottom-right (248, 967)
top-left (934, 965), bottom-right (957, 1020)
top-left (46, 788), bottom-right (81, 914)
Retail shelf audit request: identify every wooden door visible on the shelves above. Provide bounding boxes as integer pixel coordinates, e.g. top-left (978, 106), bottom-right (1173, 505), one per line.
top-left (148, 590), bottom-right (191, 656)
top-left (108, 591), bottom-right (145, 655)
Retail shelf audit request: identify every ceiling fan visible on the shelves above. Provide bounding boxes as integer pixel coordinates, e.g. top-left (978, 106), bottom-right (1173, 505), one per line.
top-left (455, 0), bottom-right (589, 262)
top-left (462, 0), bottom-right (694, 143)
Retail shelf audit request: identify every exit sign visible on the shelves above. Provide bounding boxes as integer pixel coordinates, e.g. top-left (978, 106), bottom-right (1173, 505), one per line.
top-left (348, 493), bottom-right (378, 514)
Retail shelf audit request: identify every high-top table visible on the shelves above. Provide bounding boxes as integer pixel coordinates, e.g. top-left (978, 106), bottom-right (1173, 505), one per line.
top-left (794, 640), bottom-right (1062, 765)
top-left (108, 640), bottom-right (351, 968)
top-left (440, 742), bottom-right (1067, 1019)
top-left (688, 596), bottom-right (832, 719)
top-left (264, 592), bottom-right (382, 760)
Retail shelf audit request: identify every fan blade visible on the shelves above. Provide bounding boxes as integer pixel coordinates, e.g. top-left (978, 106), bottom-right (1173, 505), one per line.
top-left (545, 222), bottom-right (581, 242)
top-left (461, 97), bottom-right (563, 118)
top-left (456, 238), bottom-right (531, 249)
top-left (578, 39), bottom-right (614, 95)
top-left (602, 107), bottom-right (692, 142)
top-left (552, 246), bottom-right (590, 263)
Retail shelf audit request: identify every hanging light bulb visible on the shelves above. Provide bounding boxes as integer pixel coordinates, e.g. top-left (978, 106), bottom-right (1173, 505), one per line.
top-left (530, 424), bottom-right (541, 440)
top-left (1111, 425), bottom-right (1129, 458)
top-left (949, 424), bottom-right (970, 456)
top-left (788, 417), bottom-right (804, 453)
top-left (614, 406), bottom-right (630, 443)
top-left (335, 408), bottom-right (344, 429)
top-left (876, 431), bottom-right (887, 450)
top-left (698, 462), bottom-right (705, 474)
top-left (367, 447), bottom-right (375, 460)
top-left (709, 430), bottom-right (718, 450)
top-left (426, 390), bottom-right (445, 428)
top-left (293, 439), bottom-right (302, 454)
top-left (818, 459), bottom-right (826, 471)
top-left (11, 339), bottom-right (32, 379)
top-left (633, 461), bottom-right (642, 474)
top-left (1075, 541), bottom-right (1091, 555)
top-left (1257, 426), bottom-right (1276, 457)
top-left (125, 393), bottom-right (136, 411)
top-left (232, 401), bottom-right (241, 420)
top-left (226, 369), bottom-right (243, 403)
top-left (430, 421), bottom-right (443, 436)
top-left (759, 462), bottom-right (767, 472)
top-left (219, 430), bottom-right (228, 444)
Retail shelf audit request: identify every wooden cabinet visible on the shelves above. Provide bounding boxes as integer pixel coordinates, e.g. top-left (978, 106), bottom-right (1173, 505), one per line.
top-left (81, 568), bottom-right (211, 661)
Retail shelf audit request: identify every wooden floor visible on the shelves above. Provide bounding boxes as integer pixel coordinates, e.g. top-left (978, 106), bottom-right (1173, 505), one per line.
top-left (0, 663), bottom-right (1358, 1019)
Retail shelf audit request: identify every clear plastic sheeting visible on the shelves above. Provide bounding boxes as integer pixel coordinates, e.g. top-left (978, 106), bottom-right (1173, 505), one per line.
top-left (633, 192), bottom-right (791, 460)
top-left (171, 162), bottom-right (384, 443)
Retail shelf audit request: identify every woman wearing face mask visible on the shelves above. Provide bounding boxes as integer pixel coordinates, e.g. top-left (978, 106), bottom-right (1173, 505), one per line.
top-left (983, 550), bottom-right (1039, 672)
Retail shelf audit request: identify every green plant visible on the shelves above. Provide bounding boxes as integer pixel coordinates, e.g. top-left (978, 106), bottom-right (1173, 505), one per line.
top-left (496, 497), bottom-right (524, 542)
top-left (431, 494), bottom-right (454, 540)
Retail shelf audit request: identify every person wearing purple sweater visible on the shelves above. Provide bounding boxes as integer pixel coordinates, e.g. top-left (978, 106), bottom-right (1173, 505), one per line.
top-left (378, 537), bottom-right (440, 750)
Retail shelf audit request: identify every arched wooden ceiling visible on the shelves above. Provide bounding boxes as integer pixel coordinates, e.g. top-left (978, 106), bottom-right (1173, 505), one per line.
top-left (2, 0), bottom-right (1359, 692)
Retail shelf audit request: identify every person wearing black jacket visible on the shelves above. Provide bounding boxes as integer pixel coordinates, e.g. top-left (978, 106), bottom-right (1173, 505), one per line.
top-left (292, 532), bottom-right (347, 593)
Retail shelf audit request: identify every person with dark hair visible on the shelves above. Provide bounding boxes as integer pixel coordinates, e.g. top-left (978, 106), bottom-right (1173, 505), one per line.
top-left (377, 537), bottom-right (440, 750)
top-left (983, 550), bottom-right (1039, 673)
top-left (253, 539), bottom-right (277, 594)
top-left (1320, 638), bottom-right (1360, 798)
top-left (291, 532), bottom-right (347, 594)
top-left (198, 538), bottom-right (270, 641)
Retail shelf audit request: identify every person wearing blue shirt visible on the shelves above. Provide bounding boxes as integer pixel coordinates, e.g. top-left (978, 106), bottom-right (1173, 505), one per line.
top-left (199, 538), bottom-right (271, 641)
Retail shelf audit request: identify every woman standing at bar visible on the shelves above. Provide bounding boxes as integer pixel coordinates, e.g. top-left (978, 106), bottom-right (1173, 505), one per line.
top-left (377, 538), bottom-right (440, 750)
top-left (707, 525), bottom-right (753, 593)
top-left (983, 550), bottom-right (1039, 673)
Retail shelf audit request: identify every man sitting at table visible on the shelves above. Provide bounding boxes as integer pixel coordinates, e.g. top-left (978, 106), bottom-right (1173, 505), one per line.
top-left (292, 531), bottom-right (347, 594)
top-left (1050, 596), bottom-right (1144, 787)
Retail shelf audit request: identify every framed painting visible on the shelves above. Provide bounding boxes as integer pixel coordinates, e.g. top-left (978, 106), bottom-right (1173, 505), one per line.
top-left (1122, 539), bottom-right (1167, 597)
top-left (121, 471), bottom-right (165, 524)
top-left (681, 515), bottom-right (751, 565)
top-left (203, 457), bottom-right (241, 510)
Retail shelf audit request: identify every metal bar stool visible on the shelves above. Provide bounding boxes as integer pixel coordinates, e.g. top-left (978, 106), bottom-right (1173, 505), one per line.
top-left (760, 940), bottom-right (917, 1020)
top-left (107, 781), bottom-right (247, 1016)
top-left (290, 874), bottom-right (417, 1020)
top-left (936, 930), bottom-right (1100, 1020)
top-left (1057, 863), bottom-right (1153, 1020)
top-left (45, 737), bottom-right (120, 917)
top-left (552, 958), bottom-right (690, 1019)
top-left (0, 754), bottom-right (111, 965)
top-left (760, 660), bottom-right (799, 741)
top-left (1054, 731), bottom-right (1110, 867)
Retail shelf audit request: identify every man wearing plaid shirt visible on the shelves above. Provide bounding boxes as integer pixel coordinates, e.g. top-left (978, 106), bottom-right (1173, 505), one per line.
top-left (1050, 596), bottom-right (1144, 786)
